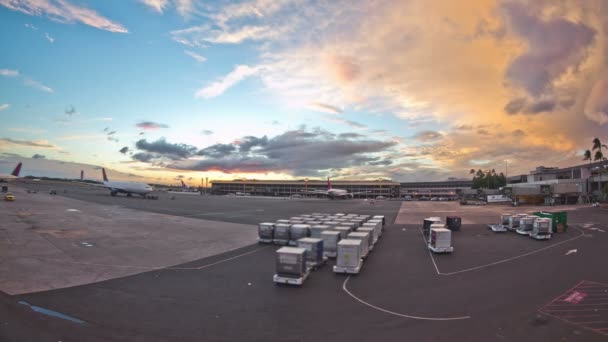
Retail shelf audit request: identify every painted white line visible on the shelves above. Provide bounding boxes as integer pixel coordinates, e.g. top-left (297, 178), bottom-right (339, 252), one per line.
top-left (184, 209), bottom-right (264, 217)
top-left (419, 228), bottom-right (440, 275)
top-left (438, 227), bottom-right (586, 276)
top-left (342, 276), bottom-right (470, 321)
top-left (34, 245), bottom-right (271, 271)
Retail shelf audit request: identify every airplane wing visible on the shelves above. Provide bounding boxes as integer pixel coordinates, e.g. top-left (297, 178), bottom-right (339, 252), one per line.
top-left (348, 191), bottom-right (372, 195)
top-left (72, 181), bottom-right (109, 188)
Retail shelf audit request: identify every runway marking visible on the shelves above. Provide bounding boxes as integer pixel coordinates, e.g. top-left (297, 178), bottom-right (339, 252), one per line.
top-left (183, 209), bottom-right (264, 217)
top-left (33, 245), bottom-right (271, 271)
top-left (18, 301), bottom-right (85, 324)
top-left (342, 276), bottom-right (471, 321)
top-left (422, 227), bottom-right (586, 276)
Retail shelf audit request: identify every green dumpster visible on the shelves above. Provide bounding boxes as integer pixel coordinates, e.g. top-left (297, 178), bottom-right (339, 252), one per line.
top-left (532, 211), bottom-right (568, 232)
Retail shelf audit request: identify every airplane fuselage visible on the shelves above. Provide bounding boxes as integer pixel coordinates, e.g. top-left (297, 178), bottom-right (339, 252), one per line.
top-left (104, 181), bottom-right (153, 196)
top-left (327, 189), bottom-right (354, 199)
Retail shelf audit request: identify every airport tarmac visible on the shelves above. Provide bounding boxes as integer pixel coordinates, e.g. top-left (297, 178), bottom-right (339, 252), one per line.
top-left (1, 181), bottom-right (607, 342)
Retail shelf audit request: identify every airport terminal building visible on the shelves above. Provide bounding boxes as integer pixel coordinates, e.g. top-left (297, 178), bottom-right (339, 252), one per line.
top-left (210, 179), bottom-right (401, 198)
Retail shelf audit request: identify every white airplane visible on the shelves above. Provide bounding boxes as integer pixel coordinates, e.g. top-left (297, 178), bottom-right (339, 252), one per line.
top-left (301, 178), bottom-right (369, 199)
top-left (96, 168), bottom-right (154, 197)
top-left (0, 162), bottom-right (22, 182)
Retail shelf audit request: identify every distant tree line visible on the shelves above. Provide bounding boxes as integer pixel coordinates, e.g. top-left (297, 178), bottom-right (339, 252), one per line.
top-left (469, 169), bottom-right (506, 189)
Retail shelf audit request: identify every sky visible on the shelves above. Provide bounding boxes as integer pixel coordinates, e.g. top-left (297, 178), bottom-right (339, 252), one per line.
top-left (1, 0), bottom-right (607, 185)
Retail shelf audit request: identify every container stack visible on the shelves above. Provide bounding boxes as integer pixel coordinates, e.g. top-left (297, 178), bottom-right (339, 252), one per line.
top-left (273, 223), bottom-right (290, 245)
top-left (357, 227), bottom-right (377, 246)
top-left (347, 231), bottom-right (370, 257)
top-left (289, 224), bottom-right (310, 246)
top-left (516, 216), bottom-right (535, 235)
top-left (258, 222), bottom-right (275, 243)
top-left (297, 237), bottom-right (326, 269)
top-left (446, 216), bottom-right (462, 231)
top-left (333, 239), bottom-right (364, 274)
top-left (423, 217), bottom-right (442, 236)
top-left (530, 218), bottom-right (552, 240)
top-left (428, 227), bottom-right (454, 253)
top-left (273, 247), bottom-right (309, 286)
top-left (334, 226), bottom-right (351, 239)
top-left (321, 230), bottom-right (341, 258)
top-left (508, 214), bottom-right (526, 231)
top-left (310, 224), bottom-right (330, 238)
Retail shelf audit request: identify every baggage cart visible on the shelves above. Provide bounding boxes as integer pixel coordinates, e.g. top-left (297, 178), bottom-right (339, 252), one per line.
top-left (273, 223), bottom-right (290, 245)
top-left (273, 247), bottom-right (310, 286)
top-left (257, 222), bottom-right (275, 243)
top-left (333, 239), bottom-right (364, 274)
top-left (428, 228), bottom-right (453, 253)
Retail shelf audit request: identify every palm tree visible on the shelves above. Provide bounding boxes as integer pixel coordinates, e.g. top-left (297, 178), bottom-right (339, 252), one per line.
top-left (583, 149), bottom-right (592, 195)
top-left (589, 138), bottom-right (607, 198)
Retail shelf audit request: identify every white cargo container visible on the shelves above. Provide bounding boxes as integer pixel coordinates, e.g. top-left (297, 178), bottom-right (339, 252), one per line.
top-left (362, 222), bottom-right (381, 239)
top-left (348, 231), bottom-right (371, 256)
top-left (297, 237), bottom-right (326, 269)
top-left (530, 218), bottom-right (552, 240)
top-left (367, 219), bottom-right (383, 235)
top-left (310, 224), bottom-right (330, 238)
top-left (333, 239), bottom-right (363, 274)
top-left (289, 224), bottom-right (310, 246)
top-left (349, 219), bottom-right (364, 228)
top-left (257, 222), bottom-right (275, 243)
top-left (323, 221), bottom-right (339, 229)
top-left (338, 222), bottom-right (356, 231)
top-left (273, 223), bottom-right (290, 245)
top-left (334, 213), bottom-right (346, 217)
top-left (289, 220), bottom-right (304, 225)
top-left (357, 227), bottom-right (377, 247)
top-left (357, 215), bottom-right (371, 222)
top-left (372, 215), bottom-right (386, 226)
top-left (273, 247), bottom-right (309, 285)
top-left (516, 216), bottom-right (536, 235)
top-left (508, 214), bottom-right (526, 231)
top-left (428, 223), bottom-right (446, 244)
top-left (428, 227), bottom-right (453, 253)
top-left (334, 226), bottom-right (351, 239)
top-left (276, 219), bottom-right (290, 224)
top-left (321, 230), bottom-right (341, 258)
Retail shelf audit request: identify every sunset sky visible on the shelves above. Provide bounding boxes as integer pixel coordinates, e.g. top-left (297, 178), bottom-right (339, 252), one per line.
top-left (1, 0), bottom-right (607, 184)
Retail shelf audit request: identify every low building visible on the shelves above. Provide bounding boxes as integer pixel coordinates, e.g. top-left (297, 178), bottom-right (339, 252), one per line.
top-left (400, 179), bottom-right (473, 199)
top-left (210, 179), bottom-right (401, 198)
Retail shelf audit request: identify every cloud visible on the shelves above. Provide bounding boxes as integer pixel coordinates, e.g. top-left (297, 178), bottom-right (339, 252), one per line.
top-left (201, 129), bottom-right (213, 135)
top-left (0, 0), bottom-right (128, 33)
top-left (322, 115), bottom-right (366, 129)
top-left (184, 50), bottom-right (207, 62)
top-left (23, 78), bottom-right (53, 93)
top-left (453, 124), bottom-right (474, 131)
top-left (0, 69), bottom-right (19, 77)
top-left (512, 129), bottom-right (526, 137)
top-left (32, 154), bottom-right (45, 159)
top-left (413, 130), bottom-right (443, 141)
top-left (132, 152), bottom-right (155, 163)
top-left (0, 104), bottom-right (8, 111)
top-left (139, 0), bottom-right (168, 13)
top-left (135, 138), bottom-right (197, 159)
top-left (0, 137), bottom-right (58, 149)
top-left (107, 136), bottom-right (119, 143)
top-left (501, 1), bottom-right (596, 97)
top-left (195, 65), bottom-right (259, 99)
top-left (584, 76), bottom-right (608, 125)
top-left (24, 23), bottom-right (37, 30)
top-left (339, 132), bottom-right (365, 139)
top-left (171, 25), bottom-right (282, 46)
top-left (174, 0), bottom-right (194, 18)
top-left (135, 121), bottom-right (169, 130)
top-left (505, 97), bottom-right (557, 115)
top-left (477, 129), bottom-right (491, 136)
top-left (119, 146), bottom-right (129, 154)
top-left (309, 102), bottom-right (343, 114)
top-left (170, 127), bottom-right (397, 176)
top-left (44, 32), bottom-right (54, 43)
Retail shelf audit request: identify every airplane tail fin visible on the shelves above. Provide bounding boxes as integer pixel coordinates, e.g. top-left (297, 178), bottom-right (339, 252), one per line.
top-left (11, 162), bottom-right (22, 177)
top-left (181, 180), bottom-right (187, 188)
top-left (80, 170), bottom-right (84, 181)
top-left (327, 177), bottom-right (331, 190)
top-left (102, 168), bottom-right (109, 182)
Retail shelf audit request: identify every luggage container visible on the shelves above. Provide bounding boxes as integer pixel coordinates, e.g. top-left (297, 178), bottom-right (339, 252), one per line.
top-left (289, 220), bottom-right (304, 225)
top-left (273, 247), bottom-right (310, 285)
top-left (273, 223), bottom-right (290, 245)
top-left (357, 215), bottom-right (371, 222)
top-left (337, 222), bottom-right (356, 231)
top-left (258, 222), bottom-right (275, 243)
top-left (508, 214), bottom-right (526, 231)
top-left (423, 217), bottom-right (442, 236)
top-left (500, 214), bottom-right (511, 227)
top-left (532, 211), bottom-right (568, 233)
top-left (367, 219), bottom-right (383, 235)
top-left (307, 220), bottom-right (322, 226)
top-left (428, 228), bottom-right (453, 253)
top-left (310, 225), bottom-right (330, 238)
top-left (362, 222), bottom-right (381, 240)
top-left (297, 237), bottom-right (326, 269)
top-left (321, 230), bottom-right (341, 258)
top-left (334, 213), bottom-right (346, 217)
top-left (349, 219), bottom-right (364, 228)
top-left (516, 216), bottom-right (535, 235)
top-left (372, 215), bottom-right (386, 226)
top-left (334, 226), bottom-right (351, 239)
top-left (276, 219), bottom-right (290, 224)
top-left (334, 218), bottom-right (347, 223)
top-left (333, 239), bottom-right (364, 274)
top-left (446, 216), bottom-right (462, 231)
top-left (300, 214), bottom-right (312, 218)
top-left (324, 221), bottom-right (339, 229)
top-left (357, 227), bottom-right (377, 246)
top-left (530, 218), bottom-right (552, 240)
top-left (289, 224), bottom-right (310, 245)
top-left (350, 230), bottom-right (374, 253)
top-left (290, 216), bottom-right (303, 221)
